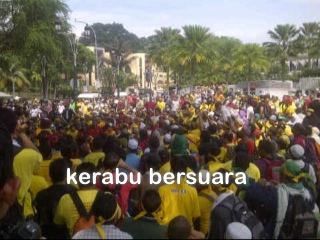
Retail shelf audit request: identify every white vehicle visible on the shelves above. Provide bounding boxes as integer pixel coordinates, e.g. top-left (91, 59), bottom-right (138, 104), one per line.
top-left (77, 93), bottom-right (100, 100)
top-left (114, 91), bottom-right (128, 97)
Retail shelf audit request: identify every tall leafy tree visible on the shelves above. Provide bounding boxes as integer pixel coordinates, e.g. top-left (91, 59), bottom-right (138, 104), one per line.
top-left (216, 36), bottom-right (243, 86)
top-left (0, 0), bottom-right (70, 97)
top-left (172, 25), bottom-right (217, 89)
top-left (264, 24), bottom-right (300, 80)
top-left (299, 22), bottom-right (320, 64)
top-left (148, 27), bottom-right (180, 90)
top-left (0, 54), bottom-right (29, 93)
top-left (235, 43), bottom-right (270, 91)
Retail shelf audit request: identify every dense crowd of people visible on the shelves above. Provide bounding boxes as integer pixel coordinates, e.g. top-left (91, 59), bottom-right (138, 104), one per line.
top-left (1, 84), bottom-right (320, 239)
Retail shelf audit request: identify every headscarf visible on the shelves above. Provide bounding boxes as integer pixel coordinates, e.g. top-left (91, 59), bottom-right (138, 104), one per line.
top-left (133, 203), bottom-right (165, 225)
top-left (95, 198), bottom-right (121, 239)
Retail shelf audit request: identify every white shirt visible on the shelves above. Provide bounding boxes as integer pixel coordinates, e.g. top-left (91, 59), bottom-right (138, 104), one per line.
top-left (30, 108), bottom-right (42, 118)
top-left (171, 100), bottom-right (180, 112)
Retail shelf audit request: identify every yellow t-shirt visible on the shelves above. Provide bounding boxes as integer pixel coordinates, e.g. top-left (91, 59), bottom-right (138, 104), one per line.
top-left (71, 159), bottom-right (82, 172)
top-left (186, 130), bottom-right (201, 153)
top-left (84, 152), bottom-right (105, 167)
top-left (36, 159), bottom-right (53, 185)
top-left (224, 161), bottom-right (260, 182)
top-left (159, 162), bottom-right (193, 175)
top-left (54, 189), bottom-right (99, 237)
top-left (205, 161), bottom-right (225, 174)
top-left (14, 148), bottom-right (43, 218)
top-left (158, 180), bottom-right (200, 228)
top-left (207, 147), bottom-right (227, 163)
top-left (156, 101), bottom-right (166, 112)
top-left (284, 125), bottom-right (292, 137)
top-left (30, 175), bottom-right (48, 201)
top-left (285, 104), bottom-right (296, 117)
top-left (198, 187), bottom-right (217, 235)
top-left (67, 130), bottom-right (78, 142)
top-left (51, 151), bottom-right (62, 160)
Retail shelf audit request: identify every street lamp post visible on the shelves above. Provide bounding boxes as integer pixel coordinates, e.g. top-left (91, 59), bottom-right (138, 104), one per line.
top-left (55, 20), bottom-right (78, 100)
top-left (75, 19), bottom-right (100, 95)
top-left (41, 55), bottom-right (47, 99)
top-left (111, 50), bottom-right (122, 98)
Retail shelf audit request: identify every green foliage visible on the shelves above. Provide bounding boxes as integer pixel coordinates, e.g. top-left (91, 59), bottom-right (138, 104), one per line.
top-left (301, 68), bottom-right (320, 78)
top-left (234, 44), bottom-right (270, 82)
top-left (79, 22), bottom-right (144, 53)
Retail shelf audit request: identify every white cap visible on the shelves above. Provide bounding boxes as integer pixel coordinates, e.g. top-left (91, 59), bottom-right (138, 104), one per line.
top-left (164, 134), bottom-right (171, 143)
top-left (270, 115), bottom-right (277, 121)
top-left (290, 144), bottom-right (304, 159)
top-left (225, 222), bottom-right (252, 239)
top-left (128, 139), bottom-right (138, 150)
top-left (144, 148), bottom-right (150, 154)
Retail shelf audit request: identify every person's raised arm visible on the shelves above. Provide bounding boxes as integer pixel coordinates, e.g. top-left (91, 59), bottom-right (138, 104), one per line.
top-left (16, 121), bottom-right (39, 152)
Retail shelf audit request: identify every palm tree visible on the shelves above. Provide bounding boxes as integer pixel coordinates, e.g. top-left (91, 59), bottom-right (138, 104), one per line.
top-left (263, 24), bottom-right (300, 80)
top-left (216, 36), bottom-right (242, 87)
top-left (172, 25), bottom-right (217, 89)
top-left (0, 55), bottom-right (30, 95)
top-left (235, 44), bottom-right (270, 93)
top-left (148, 27), bottom-right (180, 90)
top-left (299, 22), bottom-right (320, 65)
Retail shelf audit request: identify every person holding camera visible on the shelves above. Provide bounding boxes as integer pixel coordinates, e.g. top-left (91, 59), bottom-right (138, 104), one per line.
top-left (0, 117), bottom-right (42, 239)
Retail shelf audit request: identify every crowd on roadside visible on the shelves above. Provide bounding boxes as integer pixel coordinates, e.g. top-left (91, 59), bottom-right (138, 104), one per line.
top-left (1, 84), bottom-right (320, 239)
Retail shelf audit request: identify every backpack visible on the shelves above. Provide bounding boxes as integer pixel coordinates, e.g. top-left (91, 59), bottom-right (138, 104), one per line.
top-left (70, 191), bottom-right (102, 236)
top-left (262, 158), bottom-right (282, 182)
top-left (303, 137), bottom-right (318, 165)
top-left (220, 195), bottom-right (266, 239)
top-left (280, 194), bottom-right (318, 239)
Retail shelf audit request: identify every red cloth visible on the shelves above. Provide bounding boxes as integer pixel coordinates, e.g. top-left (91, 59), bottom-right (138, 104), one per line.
top-left (145, 101), bottom-right (156, 111)
top-left (87, 126), bottom-right (103, 138)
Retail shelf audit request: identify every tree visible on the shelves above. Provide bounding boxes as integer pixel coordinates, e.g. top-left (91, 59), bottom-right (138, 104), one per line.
top-left (299, 22), bottom-right (320, 65)
top-left (148, 27), bottom-right (180, 90)
top-left (172, 25), bottom-right (217, 89)
top-left (235, 44), bottom-right (270, 92)
top-left (264, 24), bottom-right (300, 80)
top-left (0, 0), bottom-right (71, 97)
top-left (215, 36), bottom-right (243, 86)
top-left (0, 55), bottom-right (30, 93)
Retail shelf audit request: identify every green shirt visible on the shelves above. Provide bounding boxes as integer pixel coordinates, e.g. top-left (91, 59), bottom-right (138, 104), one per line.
top-left (121, 217), bottom-right (167, 239)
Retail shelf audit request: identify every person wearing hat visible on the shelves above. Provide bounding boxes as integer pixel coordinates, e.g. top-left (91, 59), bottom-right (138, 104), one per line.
top-left (245, 161), bottom-right (317, 238)
top-left (288, 144), bottom-right (317, 184)
top-left (283, 97), bottom-right (296, 118)
top-left (302, 108), bottom-right (320, 130)
top-left (265, 115), bottom-right (277, 133)
top-left (122, 138), bottom-right (141, 174)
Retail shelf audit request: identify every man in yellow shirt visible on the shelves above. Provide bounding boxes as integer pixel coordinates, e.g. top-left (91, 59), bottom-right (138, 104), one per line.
top-left (156, 97), bottom-right (166, 113)
top-left (158, 156), bottom-right (200, 228)
top-left (54, 162), bottom-right (100, 237)
top-left (84, 136), bottom-right (105, 167)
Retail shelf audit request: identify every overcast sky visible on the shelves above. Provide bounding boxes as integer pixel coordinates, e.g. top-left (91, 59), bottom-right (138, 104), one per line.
top-left (66, 0), bottom-right (320, 44)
